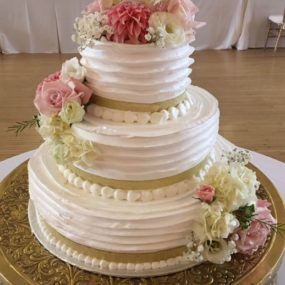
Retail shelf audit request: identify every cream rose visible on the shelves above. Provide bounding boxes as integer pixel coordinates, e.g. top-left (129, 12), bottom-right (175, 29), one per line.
top-left (59, 101), bottom-right (85, 124)
top-left (60, 57), bottom-right (86, 83)
top-left (148, 12), bottom-right (185, 47)
top-left (203, 239), bottom-right (237, 264)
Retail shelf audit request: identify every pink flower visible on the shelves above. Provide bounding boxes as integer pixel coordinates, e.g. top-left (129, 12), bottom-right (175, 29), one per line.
top-left (235, 199), bottom-right (276, 255)
top-left (34, 81), bottom-right (81, 116)
top-left (157, 0), bottom-right (205, 32)
top-left (107, 2), bottom-right (151, 44)
top-left (196, 185), bottom-right (215, 203)
top-left (36, 71), bottom-right (61, 93)
top-left (67, 79), bottom-right (93, 105)
top-left (83, 0), bottom-right (113, 14)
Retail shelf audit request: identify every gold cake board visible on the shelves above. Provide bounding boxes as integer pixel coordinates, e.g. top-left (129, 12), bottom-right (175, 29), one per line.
top-left (0, 161), bottom-right (284, 285)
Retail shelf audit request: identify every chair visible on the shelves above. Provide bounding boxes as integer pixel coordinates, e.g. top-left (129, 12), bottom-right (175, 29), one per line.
top-left (264, 9), bottom-right (285, 51)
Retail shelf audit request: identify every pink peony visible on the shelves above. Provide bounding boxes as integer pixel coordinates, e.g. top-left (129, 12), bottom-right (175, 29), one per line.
top-left (83, 0), bottom-right (113, 14)
top-left (107, 2), bottom-right (151, 44)
top-left (36, 71), bottom-right (61, 93)
top-left (34, 81), bottom-right (81, 116)
top-left (196, 185), bottom-right (215, 203)
top-left (235, 199), bottom-right (276, 255)
top-left (157, 0), bottom-right (204, 32)
top-left (67, 78), bottom-right (93, 105)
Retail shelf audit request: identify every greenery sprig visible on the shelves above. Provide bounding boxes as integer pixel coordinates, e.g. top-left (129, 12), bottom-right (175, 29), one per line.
top-left (254, 219), bottom-right (285, 235)
top-left (233, 204), bottom-right (255, 230)
top-left (8, 115), bottom-right (39, 136)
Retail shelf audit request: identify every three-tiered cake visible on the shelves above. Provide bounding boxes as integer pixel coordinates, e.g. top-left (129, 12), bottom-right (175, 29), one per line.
top-left (28, 0), bottom-right (276, 277)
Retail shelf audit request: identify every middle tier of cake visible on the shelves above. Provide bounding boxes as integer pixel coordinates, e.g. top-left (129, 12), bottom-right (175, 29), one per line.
top-left (71, 85), bottom-right (219, 182)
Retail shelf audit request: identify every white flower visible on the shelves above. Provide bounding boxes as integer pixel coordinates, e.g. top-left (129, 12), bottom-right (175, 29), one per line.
top-left (204, 162), bottom-right (258, 212)
top-left (148, 12), bottom-right (185, 47)
top-left (59, 101), bottom-right (85, 125)
top-left (72, 13), bottom-right (112, 48)
top-left (203, 239), bottom-right (236, 264)
top-left (37, 115), bottom-right (69, 140)
top-left (60, 57), bottom-right (86, 83)
top-left (203, 202), bottom-right (239, 240)
top-left (52, 142), bottom-right (70, 164)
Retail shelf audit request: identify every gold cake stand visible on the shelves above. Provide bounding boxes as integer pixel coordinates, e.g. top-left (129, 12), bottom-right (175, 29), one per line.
top-left (0, 161), bottom-right (284, 285)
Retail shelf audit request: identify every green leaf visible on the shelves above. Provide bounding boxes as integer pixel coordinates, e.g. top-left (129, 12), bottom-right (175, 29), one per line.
top-left (7, 115), bottom-right (39, 136)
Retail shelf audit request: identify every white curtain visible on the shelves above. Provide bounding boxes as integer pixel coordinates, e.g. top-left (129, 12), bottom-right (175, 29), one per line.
top-left (192, 0), bottom-right (246, 50)
top-left (237, 0), bottom-right (285, 50)
top-left (0, 0), bottom-right (284, 53)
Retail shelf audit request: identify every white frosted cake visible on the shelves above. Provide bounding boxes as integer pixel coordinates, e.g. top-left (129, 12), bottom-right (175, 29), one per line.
top-left (28, 0), bottom-right (276, 278)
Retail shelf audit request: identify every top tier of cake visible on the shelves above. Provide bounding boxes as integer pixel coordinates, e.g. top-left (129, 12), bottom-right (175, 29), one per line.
top-left (80, 41), bottom-right (194, 104)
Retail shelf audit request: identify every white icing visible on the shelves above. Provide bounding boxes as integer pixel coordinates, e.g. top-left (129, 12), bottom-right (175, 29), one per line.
top-left (87, 98), bottom-right (192, 125)
top-left (28, 136), bottom-right (234, 255)
top-left (80, 42), bottom-right (194, 104)
top-left (57, 157), bottom-right (215, 203)
top-left (72, 86), bottom-right (219, 181)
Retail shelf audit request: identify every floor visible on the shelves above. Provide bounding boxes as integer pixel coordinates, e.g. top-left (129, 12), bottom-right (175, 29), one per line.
top-left (0, 49), bottom-right (285, 162)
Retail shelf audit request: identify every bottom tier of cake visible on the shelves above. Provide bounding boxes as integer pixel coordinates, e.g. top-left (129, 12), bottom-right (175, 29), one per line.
top-left (28, 136), bottom-right (234, 277)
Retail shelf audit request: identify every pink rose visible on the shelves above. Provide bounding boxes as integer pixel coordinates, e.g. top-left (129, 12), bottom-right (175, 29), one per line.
top-left (157, 0), bottom-right (205, 32)
top-left (107, 2), bottom-right (151, 44)
top-left (36, 71), bottom-right (61, 93)
top-left (67, 79), bottom-right (93, 105)
top-left (196, 185), bottom-right (215, 203)
top-left (83, 0), bottom-right (113, 14)
top-left (34, 81), bottom-right (81, 116)
top-left (235, 199), bottom-right (276, 255)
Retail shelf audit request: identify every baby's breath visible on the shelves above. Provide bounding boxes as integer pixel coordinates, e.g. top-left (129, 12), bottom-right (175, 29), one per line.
top-left (72, 13), bottom-right (113, 49)
top-left (222, 148), bottom-right (251, 166)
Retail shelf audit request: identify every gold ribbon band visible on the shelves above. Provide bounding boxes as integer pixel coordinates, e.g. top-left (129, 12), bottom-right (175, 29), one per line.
top-left (44, 220), bottom-right (186, 263)
top-left (68, 157), bottom-right (208, 190)
top-left (90, 92), bottom-right (188, 112)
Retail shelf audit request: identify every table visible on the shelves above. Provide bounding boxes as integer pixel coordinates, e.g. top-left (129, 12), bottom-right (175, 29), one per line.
top-left (0, 149), bottom-right (284, 284)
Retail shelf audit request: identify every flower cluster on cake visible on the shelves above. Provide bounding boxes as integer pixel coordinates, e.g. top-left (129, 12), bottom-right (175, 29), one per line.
top-left (14, 0), bottom-right (281, 278)
top-left (72, 0), bottom-right (204, 48)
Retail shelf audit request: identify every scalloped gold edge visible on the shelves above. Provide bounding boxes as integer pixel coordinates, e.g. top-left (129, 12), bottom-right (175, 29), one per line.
top-left (0, 160), bottom-right (34, 285)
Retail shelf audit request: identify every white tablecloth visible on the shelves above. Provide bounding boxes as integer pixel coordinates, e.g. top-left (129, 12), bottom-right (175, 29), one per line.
top-left (0, 149), bottom-right (284, 283)
top-left (1, 0), bottom-right (284, 53)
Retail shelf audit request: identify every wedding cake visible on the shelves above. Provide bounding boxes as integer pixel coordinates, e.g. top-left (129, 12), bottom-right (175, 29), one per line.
top-left (28, 0), bottom-right (276, 277)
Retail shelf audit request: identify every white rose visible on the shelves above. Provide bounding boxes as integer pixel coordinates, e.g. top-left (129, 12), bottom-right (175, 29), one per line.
top-left (148, 12), bottom-right (185, 47)
top-left (59, 101), bottom-right (85, 125)
top-left (60, 57), bottom-right (86, 83)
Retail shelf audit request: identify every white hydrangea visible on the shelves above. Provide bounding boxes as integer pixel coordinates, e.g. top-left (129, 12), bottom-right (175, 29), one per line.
top-left (72, 13), bottom-right (112, 48)
top-left (37, 115), bottom-right (69, 141)
top-left (60, 57), bottom-right (86, 83)
top-left (146, 12), bottom-right (185, 48)
top-left (202, 202), bottom-right (240, 241)
top-left (204, 162), bottom-right (259, 212)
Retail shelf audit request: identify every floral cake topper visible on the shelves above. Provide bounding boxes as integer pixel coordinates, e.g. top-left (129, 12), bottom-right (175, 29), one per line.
top-left (72, 0), bottom-right (205, 48)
